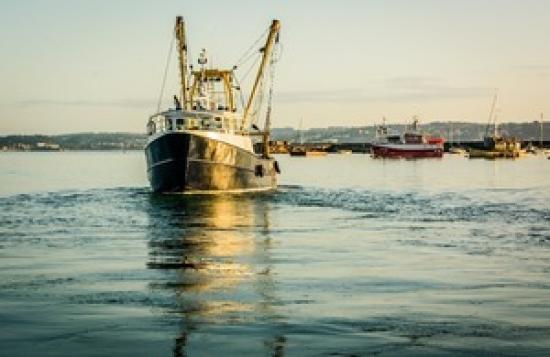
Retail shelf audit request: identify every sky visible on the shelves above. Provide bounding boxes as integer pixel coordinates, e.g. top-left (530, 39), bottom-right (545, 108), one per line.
top-left (0, 0), bottom-right (549, 134)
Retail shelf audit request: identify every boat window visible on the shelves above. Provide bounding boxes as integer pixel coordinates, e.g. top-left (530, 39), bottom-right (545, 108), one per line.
top-left (404, 133), bottom-right (422, 144)
top-left (166, 118), bottom-right (173, 131)
top-left (188, 119), bottom-right (198, 130)
top-left (255, 165), bottom-right (264, 177)
top-left (387, 135), bottom-right (401, 143)
top-left (176, 119), bottom-right (184, 130)
top-left (156, 117), bottom-right (165, 132)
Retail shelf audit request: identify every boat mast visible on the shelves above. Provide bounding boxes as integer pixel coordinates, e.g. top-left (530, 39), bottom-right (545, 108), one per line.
top-left (175, 16), bottom-right (190, 110)
top-left (485, 91), bottom-right (498, 138)
top-left (297, 118), bottom-right (304, 144)
top-left (241, 19), bottom-right (281, 131)
top-left (541, 112), bottom-right (544, 148)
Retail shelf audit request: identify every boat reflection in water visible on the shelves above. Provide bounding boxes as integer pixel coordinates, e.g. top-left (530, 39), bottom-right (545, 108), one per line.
top-left (145, 193), bottom-right (285, 355)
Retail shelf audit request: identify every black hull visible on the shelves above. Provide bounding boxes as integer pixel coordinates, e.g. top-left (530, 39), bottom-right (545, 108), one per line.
top-left (145, 132), bottom-right (278, 193)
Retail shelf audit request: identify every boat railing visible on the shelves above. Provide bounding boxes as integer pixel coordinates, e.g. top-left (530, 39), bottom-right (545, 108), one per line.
top-left (147, 111), bottom-right (242, 136)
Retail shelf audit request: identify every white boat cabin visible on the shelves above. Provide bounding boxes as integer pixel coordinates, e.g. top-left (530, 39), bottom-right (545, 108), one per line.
top-left (147, 109), bottom-right (241, 136)
top-left (148, 48), bottom-right (245, 137)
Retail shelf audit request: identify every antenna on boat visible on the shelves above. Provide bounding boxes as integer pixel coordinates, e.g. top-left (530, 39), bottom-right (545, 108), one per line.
top-left (411, 115), bottom-right (419, 132)
top-left (376, 117), bottom-right (388, 138)
top-left (175, 16), bottom-right (190, 110)
top-left (241, 19), bottom-right (281, 131)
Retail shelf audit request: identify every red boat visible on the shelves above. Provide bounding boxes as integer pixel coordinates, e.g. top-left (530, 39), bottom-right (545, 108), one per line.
top-left (371, 117), bottom-right (445, 158)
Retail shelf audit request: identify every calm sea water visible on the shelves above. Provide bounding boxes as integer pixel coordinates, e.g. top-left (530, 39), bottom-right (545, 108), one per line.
top-left (1, 151), bottom-right (549, 356)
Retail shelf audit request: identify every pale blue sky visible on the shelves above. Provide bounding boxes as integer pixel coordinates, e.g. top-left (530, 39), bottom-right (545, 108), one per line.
top-left (1, 0), bottom-right (549, 134)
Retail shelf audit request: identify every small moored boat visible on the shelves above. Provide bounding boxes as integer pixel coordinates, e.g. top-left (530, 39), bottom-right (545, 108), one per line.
top-left (371, 117), bottom-right (445, 158)
top-left (468, 92), bottom-right (524, 159)
top-left (289, 145), bottom-right (328, 157)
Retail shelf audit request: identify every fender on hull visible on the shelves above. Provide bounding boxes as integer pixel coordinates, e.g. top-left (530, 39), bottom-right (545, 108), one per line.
top-left (145, 132), bottom-right (277, 193)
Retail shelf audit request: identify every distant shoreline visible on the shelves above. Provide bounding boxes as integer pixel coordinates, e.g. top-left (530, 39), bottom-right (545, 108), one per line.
top-left (1, 149), bottom-right (144, 152)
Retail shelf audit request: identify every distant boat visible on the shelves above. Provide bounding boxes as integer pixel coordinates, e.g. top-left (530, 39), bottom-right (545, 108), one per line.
top-left (371, 116), bottom-right (445, 158)
top-left (288, 118), bottom-right (328, 157)
top-left (267, 140), bottom-right (290, 154)
top-left (145, 17), bottom-right (282, 193)
top-left (468, 91), bottom-right (524, 159)
top-left (468, 138), bottom-right (524, 159)
top-left (289, 145), bottom-right (328, 157)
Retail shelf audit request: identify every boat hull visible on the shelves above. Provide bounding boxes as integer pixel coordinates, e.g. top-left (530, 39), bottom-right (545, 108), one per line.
top-left (289, 150), bottom-right (327, 157)
top-left (468, 149), bottom-right (524, 159)
top-left (371, 144), bottom-right (443, 158)
top-left (145, 132), bottom-right (277, 193)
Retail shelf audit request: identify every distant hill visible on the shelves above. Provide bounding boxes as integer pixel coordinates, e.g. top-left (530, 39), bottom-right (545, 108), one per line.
top-left (1, 121), bottom-right (547, 151)
top-left (0, 132), bottom-right (146, 151)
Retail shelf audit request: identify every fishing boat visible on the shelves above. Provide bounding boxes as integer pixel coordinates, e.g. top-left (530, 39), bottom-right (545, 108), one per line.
top-left (468, 92), bottom-right (524, 159)
top-left (469, 138), bottom-right (524, 159)
top-left (371, 117), bottom-right (445, 158)
top-left (145, 17), bottom-right (282, 193)
top-left (288, 118), bottom-right (328, 157)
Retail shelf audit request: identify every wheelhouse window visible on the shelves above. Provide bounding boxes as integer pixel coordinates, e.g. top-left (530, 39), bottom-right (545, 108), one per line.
top-left (387, 135), bottom-right (401, 143)
top-left (149, 112), bottom-right (241, 134)
top-left (156, 117), bottom-right (165, 132)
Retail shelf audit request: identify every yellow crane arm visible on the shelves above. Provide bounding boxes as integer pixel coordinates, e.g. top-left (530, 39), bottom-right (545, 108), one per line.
top-left (241, 19), bottom-right (281, 131)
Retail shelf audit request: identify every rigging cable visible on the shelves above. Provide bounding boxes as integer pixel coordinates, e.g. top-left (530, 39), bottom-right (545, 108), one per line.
top-left (232, 75), bottom-right (246, 110)
top-left (234, 49), bottom-right (261, 73)
top-left (239, 53), bottom-right (262, 85)
top-left (264, 48), bottom-right (278, 133)
top-left (233, 25), bottom-right (282, 130)
top-left (232, 27), bottom-right (269, 69)
top-left (156, 32), bottom-right (175, 113)
top-left (250, 80), bottom-right (265, 126)
top-left (256, 41), bottom-right (281, 129)
top-left (185, 23), bottom-right (194, 102)
top-left (235, 53), bottom-right (262, 115)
